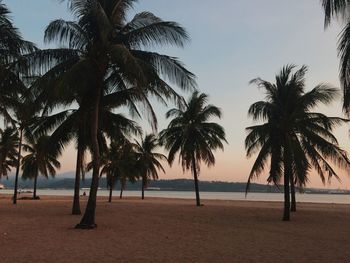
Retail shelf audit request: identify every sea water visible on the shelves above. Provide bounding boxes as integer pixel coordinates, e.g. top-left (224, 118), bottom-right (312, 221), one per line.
top-left (0, 189), bottom-right (349, 204)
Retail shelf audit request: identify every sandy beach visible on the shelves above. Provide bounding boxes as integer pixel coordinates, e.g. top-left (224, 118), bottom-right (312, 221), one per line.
top-left (0, 195), bottom-right (349, 263)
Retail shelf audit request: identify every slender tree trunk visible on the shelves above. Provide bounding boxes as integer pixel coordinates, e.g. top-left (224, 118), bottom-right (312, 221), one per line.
top-left (72, 142), bottom-right (83, 215)
top-left (108, 177), bottom-right (114, 203)
top-left (290, 175), bottom-right (296, 212)
top-left (120, 186), bottom-right (124, 199)
top-left (283, 146), bottom-right (291, 221)
top-left (141, 176), bottom-right (145, 200)
top-left (75, 85), bottom-right (102, 229)
top-left (192, 155), bottom-right (201, 206)
top-left (33, 174), bottom-right (38, 199)
top-left (13, 128), bottom-right (23, 204)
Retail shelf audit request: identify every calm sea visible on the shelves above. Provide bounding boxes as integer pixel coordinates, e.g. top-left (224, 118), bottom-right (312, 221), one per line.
top-left (1, 189), bottom-right (349, 204)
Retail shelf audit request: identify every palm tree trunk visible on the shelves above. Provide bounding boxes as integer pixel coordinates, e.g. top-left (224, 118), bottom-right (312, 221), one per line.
top-left (33, 174), bottom-right (38, 199)
top-left (120, 186), bottom-right (124, 199)
top-left (141, 176), bottom-right (145, 200)
top-left (13, 128), bottom-right (23, 204)
top-left (192, 154), bottom-right (201, 206)
top-left (76, 86), bottom-right (102, 229)
top-left (283, 146), bottom-right (291, 221)
top-left (72, 142), bottom-right (83, 215)
top-left (290, 175), bottom-right (296, 212)
top-left (108, 177), bottom-right (114, 203)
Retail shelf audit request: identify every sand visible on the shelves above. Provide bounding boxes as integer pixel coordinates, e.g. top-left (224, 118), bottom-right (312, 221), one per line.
top-left (0, 195), bottom-right (349, 263)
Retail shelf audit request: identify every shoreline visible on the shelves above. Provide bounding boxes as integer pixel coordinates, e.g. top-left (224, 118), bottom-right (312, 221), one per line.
top-left (1, 193), bottom-right (350, 208)
top-left (1, 189), bottom-right (349, 205)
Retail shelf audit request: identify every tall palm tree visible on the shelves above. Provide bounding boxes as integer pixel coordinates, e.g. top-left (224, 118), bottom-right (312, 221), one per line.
top-left (159, 91), bottom-right (227, 206)
top-left (0, 127), bottom-right (18, 178)
top-left (135, 134), bottom-right (167, 200)
top-left (245, 65), bottom-right (350, 221)
top-left (322, 0), bottom-right (350, 113)
top-left (21, 135), bottom-right (61, 199)
top-left (28, 0), bottom-right (196, 229)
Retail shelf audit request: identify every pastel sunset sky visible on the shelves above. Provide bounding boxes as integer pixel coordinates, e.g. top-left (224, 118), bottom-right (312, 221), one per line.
top-left (6, 0), bottom-right (350, 189)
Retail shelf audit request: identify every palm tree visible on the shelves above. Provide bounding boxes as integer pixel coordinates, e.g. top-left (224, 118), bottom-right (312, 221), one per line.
top-left (32, 93), bottom-right (141, 214)
top-left (31, 70), bottom-right (152, 215)
top-left (97, 138), bottom-right (139, 202)
top-left (0, 127), bottom-right (18, 178)
top-left (0, 2), bottom-right (36, 203)
top-left (322, 0), bottom-right (350, 113)
top-left (160, 91), bottom-right (227, 206)
top-left (28, 0), bottom-right (196, 229)
top-left (21, 135), bottom-right (61, 199)
top-left (0, 1), bottom-right (36, 124)
top-left (12, 100), bottom-right (37, 204)
top-left (118, 172), bottom-right (138, 199)
top-left (135, 134), bottom-right (167, 200)
top-left (245, 65), bottom-right (350, 221)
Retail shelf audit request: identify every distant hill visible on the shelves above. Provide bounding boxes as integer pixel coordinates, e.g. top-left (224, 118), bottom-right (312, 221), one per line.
top-left (1, 177), bottom-right (349, 194)
top-left (0, 177), bottom-right (278, 192)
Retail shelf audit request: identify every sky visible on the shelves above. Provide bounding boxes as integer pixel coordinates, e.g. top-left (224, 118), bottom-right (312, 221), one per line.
top-left (4, 0), bottom-right (350, 189)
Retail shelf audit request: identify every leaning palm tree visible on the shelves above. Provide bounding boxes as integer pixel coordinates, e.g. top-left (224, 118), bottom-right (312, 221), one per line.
top-left (0, 127), bottom-right (18, 178)
top-left (135, 134), bottom-right (167, 200)
top-left (159, 91), bottom-right (227, 206)
top-left (322, 0), bottom-right (350, 113)
top-left (246, 65), bottom-right (350, 221)
top-left (28, 0), bottom-right (196, 229)
top-left (21, 135), bottom-right (61, 199)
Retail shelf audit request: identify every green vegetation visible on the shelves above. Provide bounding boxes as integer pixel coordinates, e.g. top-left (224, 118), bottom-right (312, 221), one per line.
top-left (21, 135), bottom-right (61, 199)
top-left (246, 65), bottom-right (350, 220)
top-left (135, 134), bottom-right (167, 200)
top-left (160, 92), bottom-right (227, 206)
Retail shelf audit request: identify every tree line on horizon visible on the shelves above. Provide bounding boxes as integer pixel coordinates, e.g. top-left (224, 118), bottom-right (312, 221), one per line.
top-left (0, 0), bottom-right (349, 227)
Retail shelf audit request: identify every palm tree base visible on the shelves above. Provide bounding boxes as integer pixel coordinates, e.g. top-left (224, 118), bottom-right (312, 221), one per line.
top-left (75, 223), bottom-right (97, 229)
top-left (72, 211), bottom-right (81, 215)
top-left (282, 216), bottom-right (290, 221)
